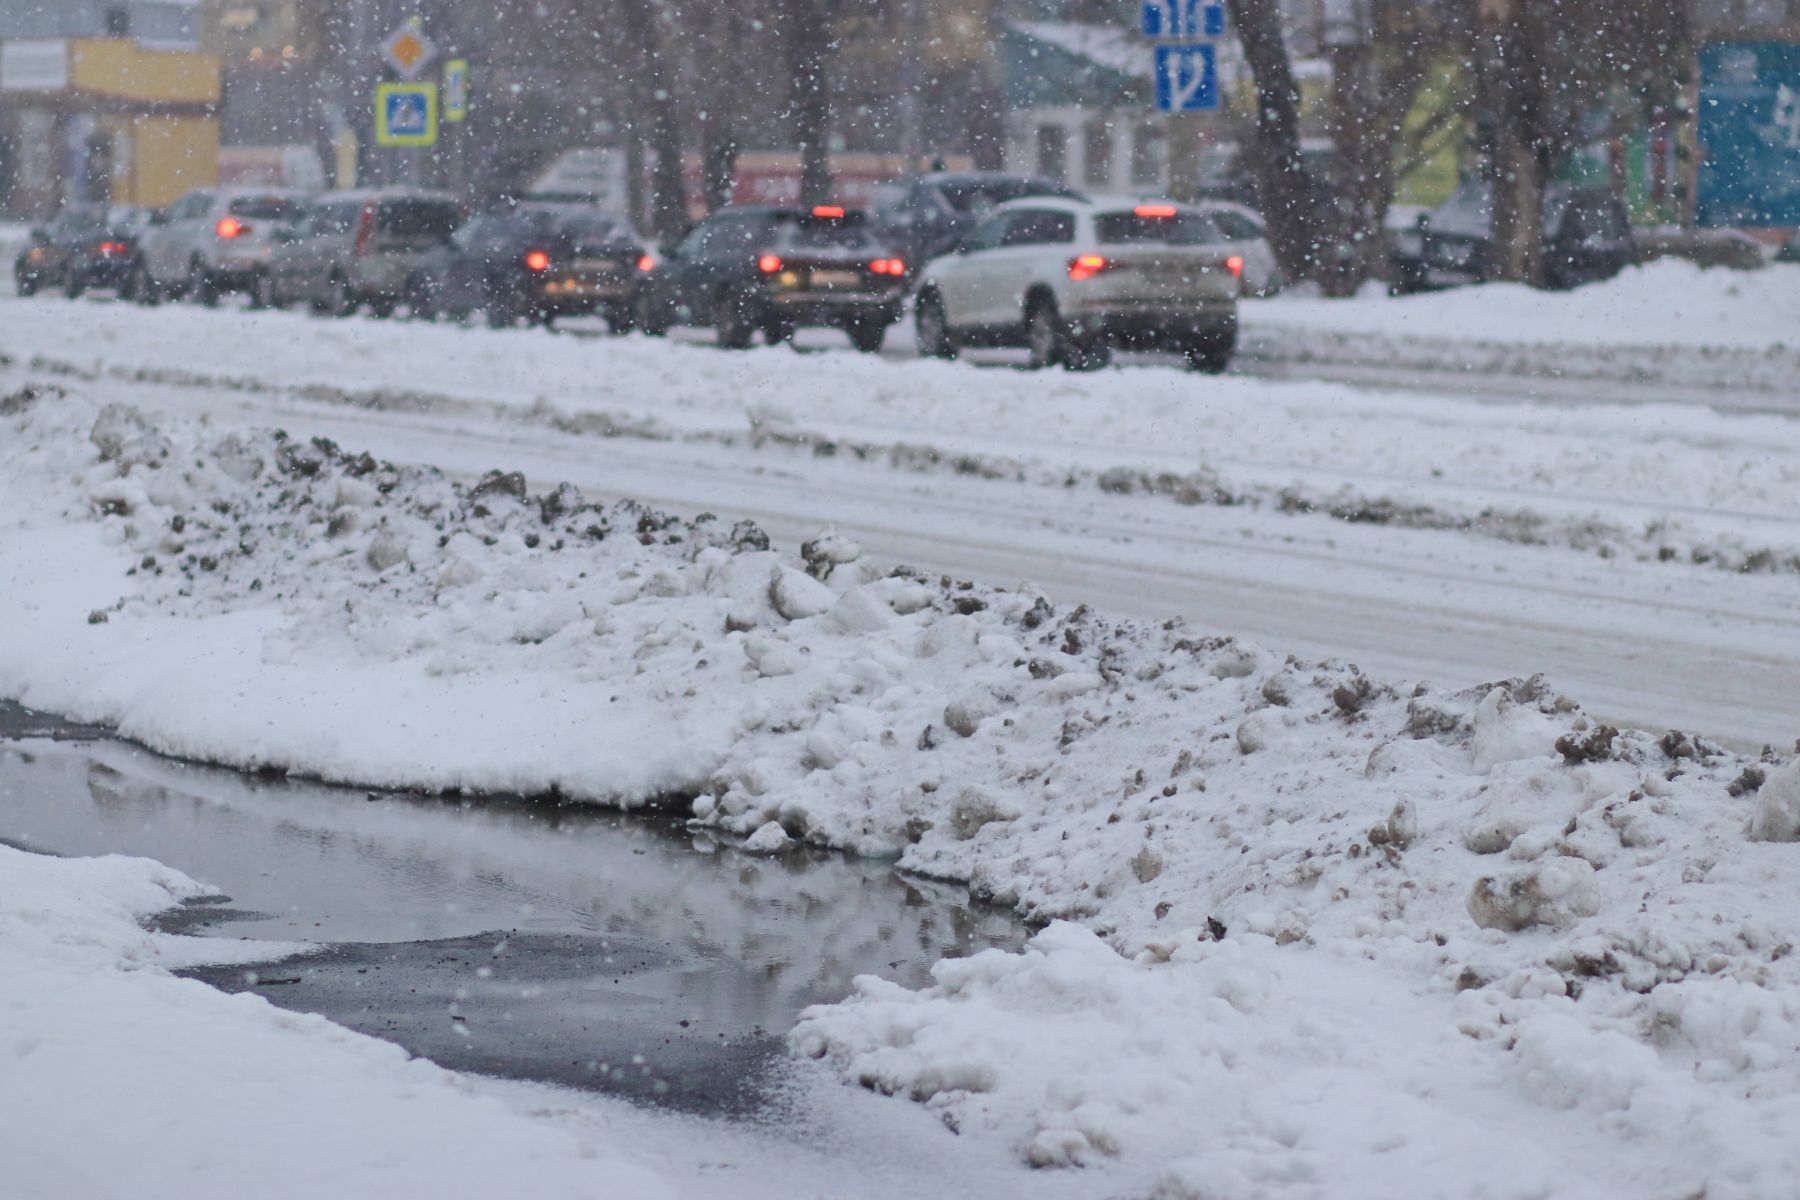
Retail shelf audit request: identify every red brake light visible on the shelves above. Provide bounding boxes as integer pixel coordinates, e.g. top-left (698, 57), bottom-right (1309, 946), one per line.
top-left (758, 254), bottom-right (783, 274)
top-left (636, 253), bottom-right (656, 273)
top-left (869, 258), bottom-right (906, 276)
top-left (1068, 254), bottom-right (1111, 282)
top-left (811, 205), bottom-right (845, 219)
top-left (216, 216), bottom-right (245, 239)
top-left (524, 249), bottom-right (551, 272)
top-left (98, 241), bottom-right (128, 256)
top-left (353, 202), bottom-right (377, 258)
top-left (1133, 204), bottom-right (1179, 219)
top-left (1225, 255), bottom-right (1245, 279)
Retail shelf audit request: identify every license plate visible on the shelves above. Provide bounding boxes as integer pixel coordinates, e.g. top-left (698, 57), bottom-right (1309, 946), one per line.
top-left (810, 269), bottom-right (861, 288)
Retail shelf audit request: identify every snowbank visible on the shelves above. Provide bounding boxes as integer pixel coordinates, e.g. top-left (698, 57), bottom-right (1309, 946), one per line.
top-left (0, 843), bottom-right (673, 1200)
top-left (1248, 259), bottom-right (1800, 352)
top-left (4, 393), bottom-right (1799, 1195)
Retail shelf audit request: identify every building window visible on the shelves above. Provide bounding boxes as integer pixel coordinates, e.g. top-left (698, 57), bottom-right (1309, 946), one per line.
top-left (1036, 124), bottom-right (1067, 183)
top-left (1083, 118), bottom-right (1113, 188)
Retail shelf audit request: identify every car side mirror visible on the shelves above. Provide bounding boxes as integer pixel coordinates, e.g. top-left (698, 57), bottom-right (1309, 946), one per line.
top-left (29, 227), bottom-right (49, 244)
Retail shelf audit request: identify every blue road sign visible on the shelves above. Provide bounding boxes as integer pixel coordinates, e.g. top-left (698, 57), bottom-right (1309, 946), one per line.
top-left (375, 82), bottom-right (438, 147)
top-left (1142, 1), bottom-right (1225, 39)
top-left (1155, 43), bottom-right (1219, 113)
top-left (1697, 42), bottom-right (1800, 227)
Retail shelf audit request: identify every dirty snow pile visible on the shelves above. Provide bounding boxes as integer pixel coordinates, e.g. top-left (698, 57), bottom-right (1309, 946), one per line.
top-left (4, 393), bottom-right (1800, 1196)
top-left (0, 842), bottom-right (673, 1199)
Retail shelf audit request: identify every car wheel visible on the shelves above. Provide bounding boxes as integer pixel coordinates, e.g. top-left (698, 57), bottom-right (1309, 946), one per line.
top-left (189, 260), bottom-right (219, 307)
top-left (1063, 338), bottom-right (1112, 372)
top-left (1025, 299), bottom-right (1065, 370)
top-left (634, 292), bottom-right (668, 337)
top-left (714, 288), bottom-right (756, 350)
top-left (368, 295), bottom-right (398, 319)
top-left (764, 316), bottom-right (796, 346)
top-left (485, 286), bottom-right (523, 328)
top-left (1185, 343), bottom-right (1233, 374)
top-left (63, 270), bottom-right (87, 300)
top-left (405, 277), bottom-right (437, 322)
top-left (914, 292), bottom-right (958, 360)
top-left (252, 270), bottom-right (286, 311)
top-left (327, 274), bottom-right (357, 318)
top-left (845, 316), bottom-right (887, 354)
top-left (15, 272), bottom-right (38, 298)
top-left (605, 304), bottom-right (635, 335)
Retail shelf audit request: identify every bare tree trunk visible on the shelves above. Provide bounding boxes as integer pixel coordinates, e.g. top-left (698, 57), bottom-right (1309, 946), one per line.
top-left (700, 5), bottom-right (740, 213)
top-left (1225, 0), bottom-right (1323, 284)
top-left (621, 0), bottom-right (689, 241)
top-left (780, 0), bottom-right (835, 206)
top-left (1326, 22), bottom-right (1433, 294)
top-left (1478, 0), bottom-right (1544, 285)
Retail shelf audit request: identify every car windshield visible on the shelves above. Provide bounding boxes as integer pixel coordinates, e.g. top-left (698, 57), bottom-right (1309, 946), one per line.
top-left (936, 179), bottom-right (1066, 213)
top-left (1093, 212), bottom-right (1222, 245)
top-left (377, 200), bottom-right (461, 239)
top-left (780, 219), bottom-right (875, 250)
top-left (229, 196), bottom-right (303, 220)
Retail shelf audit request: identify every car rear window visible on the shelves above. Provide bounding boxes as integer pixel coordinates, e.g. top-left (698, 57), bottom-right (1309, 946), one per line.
top-left (229, 196), bottom-right (303, 220)
top-left (937, 179), bottom-right (1066, 213)
top-left (1094, 212), bottom-right (1222, 245)
top-left (555, 214), bottom-right (631, 253)
top-left (780, 219), bottom-right (875, 250)
top-left (376, 200), bottom-right (461, 239)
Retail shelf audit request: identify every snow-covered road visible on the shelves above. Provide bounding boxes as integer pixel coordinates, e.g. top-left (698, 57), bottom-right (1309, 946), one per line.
top-left (4, 285), bottom-right (1794, 749)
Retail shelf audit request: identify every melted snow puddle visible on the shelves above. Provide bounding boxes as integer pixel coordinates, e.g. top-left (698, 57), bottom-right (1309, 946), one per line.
top-left (0, 715), bottom-right (1023, 1118)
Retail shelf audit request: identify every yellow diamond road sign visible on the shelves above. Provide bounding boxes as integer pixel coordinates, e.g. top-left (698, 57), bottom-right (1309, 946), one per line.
top-left (381, 23), bottom-right (435, 80)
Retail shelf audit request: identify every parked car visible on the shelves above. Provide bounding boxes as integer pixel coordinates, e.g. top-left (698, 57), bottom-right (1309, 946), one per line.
top-left (1390, 180), bottom-right (1636, 292)
top-left (912, 197), bottom-right (1243, 372)
top-left (14, 205), bottom-right (150, 297)
top-left (406, 203), bottom-right (651, 330)
top-left (256, 189), bottom-right (464, 317)
top-left (134, 188), bottom-right (310, 305)
top-left (635, 204), bottom-right (909, 351)
top-left (1184, 199), bottom-right (1283, 296)
top-left (868, 171), bottom-right (1083, 273)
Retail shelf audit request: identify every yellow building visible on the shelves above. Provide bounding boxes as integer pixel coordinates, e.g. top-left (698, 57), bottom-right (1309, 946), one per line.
top-left (0, 37), bottom-right (220, 215)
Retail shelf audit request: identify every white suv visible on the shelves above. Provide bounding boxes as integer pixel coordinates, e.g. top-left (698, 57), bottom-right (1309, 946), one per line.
top-left (913, 197), bottom-right (1242, 372)
top-left (135, 188), bottom-right (310, 306)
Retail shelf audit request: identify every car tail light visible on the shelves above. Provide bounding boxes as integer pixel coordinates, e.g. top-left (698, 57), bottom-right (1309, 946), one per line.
top-left (1067, 254), bottom-right (1112, 282)
top-left (216, 217), bottom-right (247, 239)
top-left (353, 202), bottom-right (377, 258)
top-left (524, 249), bottom-right (551, 272)
top-left (97, 241), bottom-right (129, 256)
top-left (636, 253), bottom-right (656, 272)
top-left (811, 205), bottom-right (845, 219)
top-left (758, 254), bottom-right (783, 274)
top-left (1225, 255), bottom-right (1245, 278)
top-left (869, 258), bottom-right (906, 276)
top-left (1133, 204), bottom-right (1178, 218)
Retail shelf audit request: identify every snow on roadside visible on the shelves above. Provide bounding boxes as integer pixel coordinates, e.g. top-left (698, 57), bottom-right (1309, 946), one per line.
top-left (4, 392), bottom-right (1799, 1195)
top-left (0, 843), bottom-right (674, 1200)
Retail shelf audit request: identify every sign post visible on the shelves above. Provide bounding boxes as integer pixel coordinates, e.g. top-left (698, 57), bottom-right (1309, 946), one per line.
top-left (1142, 1), bottom-right (1227, 201)
top-left (375, 82), bottom-right (438, 148)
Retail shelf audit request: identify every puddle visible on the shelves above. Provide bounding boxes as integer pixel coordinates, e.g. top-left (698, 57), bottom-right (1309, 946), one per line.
top-left (0, 710), bottom-right (1023, 1117)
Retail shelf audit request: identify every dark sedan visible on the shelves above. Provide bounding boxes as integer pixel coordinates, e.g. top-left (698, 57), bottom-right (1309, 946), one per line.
top-left (636, 205), bottom-right (908, 351)
top-left (406, 205), bottom-right (651, 330)
top-left (14, 205), bottom-right (151, 298)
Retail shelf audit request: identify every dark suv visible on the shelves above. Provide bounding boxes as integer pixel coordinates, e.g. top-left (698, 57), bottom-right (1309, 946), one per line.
top-left (1390, 181), bottom-right (1637, 292)
top-left (636, 205), bottom-right (908, 351)
top-left (407, 204), bottom-right (651, 330)
top-left (14, 205), bottom-right (150, 297)
top-left (868, 171), bottom-right (1083, 270)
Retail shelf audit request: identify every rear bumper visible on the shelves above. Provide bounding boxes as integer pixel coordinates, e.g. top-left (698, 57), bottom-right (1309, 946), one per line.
top-left (1065, 302), bottom-right (1237, 348)
top-left (767, 291), bottom-right (902, 325)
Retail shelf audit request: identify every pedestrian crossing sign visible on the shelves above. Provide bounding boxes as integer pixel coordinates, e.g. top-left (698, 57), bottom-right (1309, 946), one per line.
top-left (376, 82), bottom-right (438, 147)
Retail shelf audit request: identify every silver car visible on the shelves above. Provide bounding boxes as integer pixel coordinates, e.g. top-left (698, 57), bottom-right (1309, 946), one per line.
top-left (134, 188), bottom-right (310, 306)
top-left (258, 189), bottom-right (464, 318)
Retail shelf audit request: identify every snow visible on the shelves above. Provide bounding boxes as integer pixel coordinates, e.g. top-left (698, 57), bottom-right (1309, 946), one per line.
top-left (0, 843), bottom-right (678, 1200)
top-left (1250, 259), bottom-right (1800, 353)
top-left (4, 388), bottom-right (1800, 1195)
